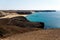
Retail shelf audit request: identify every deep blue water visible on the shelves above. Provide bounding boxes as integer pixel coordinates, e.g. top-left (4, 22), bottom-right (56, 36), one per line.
top-left (25, 11), bottom-right (60, 29)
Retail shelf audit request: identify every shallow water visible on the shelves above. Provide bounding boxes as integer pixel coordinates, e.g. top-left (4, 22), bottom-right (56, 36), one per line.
top-left (25, 11), bottom-right (60, 29)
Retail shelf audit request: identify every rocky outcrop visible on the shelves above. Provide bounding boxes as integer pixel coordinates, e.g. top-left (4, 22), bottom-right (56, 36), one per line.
top-left (0, 16), bottom-right (44, 29)
top-left (0, 16), bottom-right (44, 38)
top-left (8, 16), bottom-right (44, 29)
top-left (17, 11), bottom-right (32, 14)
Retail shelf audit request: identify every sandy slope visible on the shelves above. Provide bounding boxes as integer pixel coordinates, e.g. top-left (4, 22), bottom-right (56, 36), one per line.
top-left (1, 29), bottom-right (60, 40)
top-left (0, 13), bottom-right (27, 19)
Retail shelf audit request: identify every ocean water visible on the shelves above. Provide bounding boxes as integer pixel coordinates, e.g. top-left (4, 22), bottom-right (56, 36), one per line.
top-left (25, 11), bottom-right (60, 29)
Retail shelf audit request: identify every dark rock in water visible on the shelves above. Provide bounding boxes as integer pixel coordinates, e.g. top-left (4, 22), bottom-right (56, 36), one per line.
top-left (8, 16), bottom-right (44, 29)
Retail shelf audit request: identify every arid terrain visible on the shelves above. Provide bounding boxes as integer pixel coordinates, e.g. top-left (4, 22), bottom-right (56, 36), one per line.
top-left (0, 11), bottom-right (60, 40)
top-left (1, 29), bottom-right (60, 40)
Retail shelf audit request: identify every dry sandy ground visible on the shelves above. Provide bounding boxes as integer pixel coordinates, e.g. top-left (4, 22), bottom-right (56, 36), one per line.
top-left (0, 13), bottom-right (27, 19)
top-left (0, 29), bottom-right (60, 40)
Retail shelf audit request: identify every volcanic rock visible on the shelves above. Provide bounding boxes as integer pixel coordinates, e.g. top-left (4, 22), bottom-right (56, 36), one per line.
top-left (8, 16), bottom-right (44, 29)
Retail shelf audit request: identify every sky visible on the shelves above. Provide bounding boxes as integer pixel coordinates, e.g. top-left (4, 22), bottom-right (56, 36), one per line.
top-left (0, 0), bottom-right (60, 10)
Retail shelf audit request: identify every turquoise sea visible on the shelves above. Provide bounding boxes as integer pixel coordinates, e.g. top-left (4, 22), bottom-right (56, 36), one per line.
top-left (25, 11), bottom-right (60, 29)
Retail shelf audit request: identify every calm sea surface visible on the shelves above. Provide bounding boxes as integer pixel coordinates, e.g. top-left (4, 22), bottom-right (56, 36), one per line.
top-left (26, 11), bottom-right (60, 29)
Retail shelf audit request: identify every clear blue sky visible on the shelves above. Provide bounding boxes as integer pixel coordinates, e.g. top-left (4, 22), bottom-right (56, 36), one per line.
top-left (0, 0), bottom-right (60, 10)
